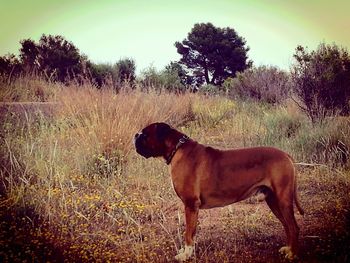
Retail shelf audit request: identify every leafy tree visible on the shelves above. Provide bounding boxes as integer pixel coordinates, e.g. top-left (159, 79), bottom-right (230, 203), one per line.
top-left (0, 54), bottom-right (21, 80)
top-left (113, 58), bottom-right (136, 85)
top-left (139, 64), bottom-right (187, 93)
top-left (37, 34), bottom-right (83, 82)
top-left (86, 62), bottom-right (114, 87)
top-left (161, 62), bottom-right (187, 92)
top-left (291, 43), bottom-right (350, 122)
top-left (175, 22), bottom-right (251, 86)
top-left (17, 35), bottom-right (85, 82)
top-left (139, 65), bottom-right (163, 90)
top-left (19, 39), bottom-right (39, 73)
top-left (165, 61), bottom-right (193, 87)
top-left (86, 58), bottom-right (136, 89)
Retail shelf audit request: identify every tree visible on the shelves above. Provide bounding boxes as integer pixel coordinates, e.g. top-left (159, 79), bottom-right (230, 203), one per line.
top-left (139, 64), bottom-right (188, 93)
top-left (18, 35), bottom-right (85, 82)
top-left (175, 22), bottom-right (251, 86)
top-left (19, 39), bottom-right (39, 73)
top-left (165, 61), bottom-right (193, 87)
top-left (0, 54), bottom-right (21, 80)
top-left (113, 58), bottom-right (136, 85)
top-left (39, 34), bottom-right (83, 81)
top-left (139, 65), bottom-right (163, 91)
top-left (161, 62), bottom-right (187, 92)
top-left (86, 62), bottom-right (114, 87)
top-left (291, 43), bottom-right (350, 122)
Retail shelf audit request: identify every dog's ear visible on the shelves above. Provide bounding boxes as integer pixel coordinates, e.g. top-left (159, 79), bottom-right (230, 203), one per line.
top-left (156, 123), bottom-right (171, 141)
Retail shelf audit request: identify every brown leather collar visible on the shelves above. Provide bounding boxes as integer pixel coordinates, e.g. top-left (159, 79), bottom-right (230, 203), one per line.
top-left (165, 135), bottom-right (189, 165)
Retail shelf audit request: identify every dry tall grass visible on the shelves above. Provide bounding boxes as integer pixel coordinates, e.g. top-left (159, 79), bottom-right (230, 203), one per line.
top-left (0, 79), bottom-right (349, 262)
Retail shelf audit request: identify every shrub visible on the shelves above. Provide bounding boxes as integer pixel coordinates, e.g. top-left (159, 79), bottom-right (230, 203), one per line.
top-left (198, 84), bottom-right (222, 96)
top-left (264, 109), bottom-right (303, 142)
top-left (0, 54), bottom-right (22, 81)
top-left (224, 66), bottom-right (291, 104)
top-left (138, 65), bottom-right (186, 93)
top-left (291, 43), bottom-right (350, 123)
top-left (113, 58), bottom-right (136, 87)
top-left (293, 118), bottom-right (350, 167)
top-left (86, 62), bottom-right (114, 87)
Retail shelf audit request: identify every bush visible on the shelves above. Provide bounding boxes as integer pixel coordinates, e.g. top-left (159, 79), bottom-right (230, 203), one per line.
top-left (291, 43), bottom-right (350, 122)
top-left (198, 84), bottom-right (221, 95)
top-left (0, 54), bottom-right (21, 81)
top-left (87, 62), bottom-right (114, 87)
top-left (293, 118), bottom-right (350, 167)
top-left (139, 65), bottom-right (186, 93)
top-left (224, 66), bottom-right (291, 104)
top-left (86, 58), bottom-right (136, 90)
top-left (264, 109), bottom-right (303, 141)
top-left (113, 58), bottom-right (136, 87)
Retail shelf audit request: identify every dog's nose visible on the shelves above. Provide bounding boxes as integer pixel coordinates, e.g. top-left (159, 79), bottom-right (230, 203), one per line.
top-left (134, 132), bottom-right (143, 141)
top-left (134, 133), bottom-right (139, 139)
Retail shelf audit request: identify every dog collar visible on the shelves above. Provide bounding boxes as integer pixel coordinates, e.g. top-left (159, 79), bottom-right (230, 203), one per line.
top-left (166, 135), bottom-right (189, 165)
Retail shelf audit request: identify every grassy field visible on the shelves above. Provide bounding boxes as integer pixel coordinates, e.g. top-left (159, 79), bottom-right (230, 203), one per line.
top-left (0, 78), bottom-right (349, 262)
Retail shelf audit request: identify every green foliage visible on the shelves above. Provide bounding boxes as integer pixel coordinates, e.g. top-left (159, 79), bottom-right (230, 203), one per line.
top-left (86, 58), bottom-right (136, 89)
top-left (291, 43), bottom-right (350, 122)
top-left (17, 35), bottom-right (85, 82)
top-left (0, 54), bottom-right (21, 80)
top-left (37, 35), bottom-right (84, 82)
top-left (115, 58), bottom-right (136, 83)
top-left (19, 39), bottom-right (39, 73)
top-left (192, 97), bottom-right (235, 128)
top-left (139, 65), bottom-right (160, 89)
top-left (1, 35), bottom-right (137, 88)
top-left (259, 108), bottom-right (305, 154)
top-left (293, 119), bottom-right (350, 167)
top-left (198, 84), bottom-right (223, 96)
top-left (113, 58), bottom-right (136, 86)
top-left (165, 61), bottom-right (193, 86)
top-left (87, 62), bottom-right (114, 87)
top-left (139, 64), bottom-right (187, 92)
top-left (175, 22), bottom-right (251, 86)
top-left (224, 66), bottom-right (291, 104)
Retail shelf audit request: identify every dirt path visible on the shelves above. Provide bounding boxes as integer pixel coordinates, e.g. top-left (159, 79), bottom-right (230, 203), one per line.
top-left (0, 102), bottom-right (58, 120)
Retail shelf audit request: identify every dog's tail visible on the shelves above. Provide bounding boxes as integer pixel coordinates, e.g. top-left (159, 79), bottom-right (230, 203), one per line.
top-left (293, 169), bottom-right (305, 215)
top-left (287, 154), bottom-right (305, 216)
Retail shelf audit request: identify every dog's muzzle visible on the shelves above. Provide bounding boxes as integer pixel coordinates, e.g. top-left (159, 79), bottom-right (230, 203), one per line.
top-left (134, 132), bottom-right (151, 158)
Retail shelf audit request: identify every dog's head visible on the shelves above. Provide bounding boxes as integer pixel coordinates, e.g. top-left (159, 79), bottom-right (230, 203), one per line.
top-left (134, 122), bottom-right (172, 159)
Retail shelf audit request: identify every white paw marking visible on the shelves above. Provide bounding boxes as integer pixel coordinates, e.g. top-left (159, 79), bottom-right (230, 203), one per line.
top-left (279, 246), bottom-right (296, 261)
top-left (175, 245), bottom-right (194, 262)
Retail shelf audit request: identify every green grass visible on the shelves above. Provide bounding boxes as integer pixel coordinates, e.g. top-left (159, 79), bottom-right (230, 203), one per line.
top-left (0, 78), bottom-right (349, 262)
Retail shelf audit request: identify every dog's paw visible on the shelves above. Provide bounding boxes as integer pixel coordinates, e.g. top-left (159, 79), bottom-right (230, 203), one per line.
top-left (175, 245), bottom-right (194, 262)
top-left (279, 246), bottom-right (297, 261)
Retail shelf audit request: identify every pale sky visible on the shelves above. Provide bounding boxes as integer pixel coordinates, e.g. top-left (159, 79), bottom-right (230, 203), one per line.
top-left (0, 0), bottom-right (349, 73)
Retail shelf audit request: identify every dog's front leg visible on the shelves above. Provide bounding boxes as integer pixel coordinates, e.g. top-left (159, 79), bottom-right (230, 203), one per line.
top-left (175, 199), bottom-right (200, 262)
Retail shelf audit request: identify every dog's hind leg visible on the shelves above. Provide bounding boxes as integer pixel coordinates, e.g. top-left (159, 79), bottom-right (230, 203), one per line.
top-left (278, 199), bottom-right (300, 260)
top-left (265, 190), bottom-right (292, 255)
top-left (273, 183), bottom-right (300, 261)
top-left (265, 190), bottom-right (289, 235)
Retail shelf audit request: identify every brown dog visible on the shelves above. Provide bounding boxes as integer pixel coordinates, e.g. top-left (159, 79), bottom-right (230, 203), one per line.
top-left (134, 122), bottom-right (304, 261)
